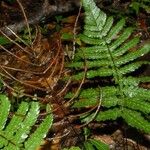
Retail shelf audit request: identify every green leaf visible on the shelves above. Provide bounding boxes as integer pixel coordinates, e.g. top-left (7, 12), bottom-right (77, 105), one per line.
top-left (116, 44), bottom-right (150, 66)
top-left (132, 88), bottom-right (150, 101)
top-left (73, 97), bottom-right (97, 108)
top-left (80, 34), bottom-right (105, 45)
top-left (84, 141), bottom-right (95, 150)
top-left (123, 98), bottom-right (150, 114)
top-left (95, 108), bottom-right (121, 121)
top-left (13, 102), bottom-right (39, 143)
top-left (122, 109), bottom-right (150, 133)
top-left (0, 36), bottom-right (11, 45)
top-left (73, 96), bottom-right (119, 108)
top-left (0, 95), bottom-right (53, 150)
top-left (89, 139), bottom-right (109, 150)
top-left (83, 0), bottom-right (106, 33)
top-left (5, 102), bottom-right (29, 137)
top-left (120, 61), bottom-right (150, 75)
top-left (24, 105), bottom-right (53, 150)
top-left (63, 147), bottom-right (81, 150)
top-left (105, 18), bottom-right (125, 43)
top-left (130, 2), bottom-right (140, 14)
top-left (66, 87), bottom-right (118, 99)
top-left (61, 33), bottom-right (73, 40)
top-left (113, 37), bottom-right (140, 57)
top-left (0, 95), bottom-right (10, 130)
top-left (100, 16), bottom-right (114, 37)
top-left (109, 27), bottom-right (133, 51)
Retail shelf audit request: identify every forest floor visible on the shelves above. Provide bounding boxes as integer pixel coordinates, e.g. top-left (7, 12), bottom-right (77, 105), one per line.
top-left (0, 0), bottom-right (150, 149)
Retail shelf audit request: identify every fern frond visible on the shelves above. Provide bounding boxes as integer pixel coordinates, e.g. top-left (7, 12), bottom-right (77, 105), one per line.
top-left (122, 98), bottom-right (150, 114)
top-left (74, 46), bottom-right (108, 60)
top-left (66, 0), bottom-right (150, 135)
top-left (73, 37), bottom-right (140, 61)
top-left (69, 0), bottom-right (150, 80)
top-left (122, 108), bottom-right (150, 133)
top-left (132, 88), bottom-right (150, 101)
top-left (99, 16), bottom-right (114, 37)
top-left (66, 86), bottom-right (119, 99)
top-left (83, 139), bottom-right (109, 150)
top-left (116, 44), bottom-right (150, 66)
top-left (120, 61), bottom-right (150, 75)
top-left (95, 108), bottom-right (121, 121)
top-left (73, 96), bottom-right (119, 108)
top-left (0, 95), bottom-right (10, 130)
top-left (71, 68), bottom-right (112, 80)
top-left (24, 105), bottom-right (53, 150)
top-left (89, 139), bottom-right (109, 150)
top-left (73, 97), bottom-right (97, 108)
top-left (113, 37), bottom-right (140, 57)
top-left (109, 27), bottom-right (133, 51)
top-left (63, 146), bottom-right (81, 150)
top-left (105, 18), bottom-right (125, 43)
top-left (13, 102), bottom-right (39, 144)
top-left (138, 76), bottom-right (150, 83)
top-left (0, 94), bottom-right (53, 150)
top-left (82, 0), bottom-right (106, 33)
top-left (102, 97), bottom-right (119, 108)
top-left (84, 141), bottom-right (95, 150)
top-left (79, 34), bottom-right (105, 45)
top-left (5, 102), bottom-right (29, 138)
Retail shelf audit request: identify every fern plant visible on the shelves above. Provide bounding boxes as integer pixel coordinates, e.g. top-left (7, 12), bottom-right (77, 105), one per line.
top-left (130, 0), bottom-right (150, 14)
top-left (0, 94), bottom-right (53, 150)
top-left (66, 0), bottom-right (150, 133)
top-left (63, 139), bottom-right (109, 150)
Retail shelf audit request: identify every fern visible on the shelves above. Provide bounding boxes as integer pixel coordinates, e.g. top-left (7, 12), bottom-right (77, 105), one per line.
top-left (0, 94), bottom-right (53, 150)
top-left (63, 139), bottom-right (109, 150)
top-left (66, 0), bottom-right (150, 133)
top-left (88, 139), bottom-right (109, 150)
top-left (0, 36), bottom-right (11, 45)
top-left (63, 146), bottom-right (81, 150)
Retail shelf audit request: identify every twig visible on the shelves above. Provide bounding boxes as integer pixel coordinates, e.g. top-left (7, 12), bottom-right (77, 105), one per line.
top-left (72, 2), bottom-right (82, 59)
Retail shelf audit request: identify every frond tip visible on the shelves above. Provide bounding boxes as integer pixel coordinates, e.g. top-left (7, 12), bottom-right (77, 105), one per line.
top-left (0, 94), bottom-right (53, 150)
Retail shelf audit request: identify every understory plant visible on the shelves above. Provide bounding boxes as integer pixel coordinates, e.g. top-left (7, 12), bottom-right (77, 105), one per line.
top-left (0, 94), bottom-right (53, 150)
top-left (130, 0), bottom-right (150, 14)
top-left (66, 0), bottom-right (150, 135)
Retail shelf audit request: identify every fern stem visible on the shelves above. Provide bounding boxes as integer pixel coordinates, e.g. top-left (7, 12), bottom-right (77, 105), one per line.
top-left (104, 39), bottom-right (124, 97)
